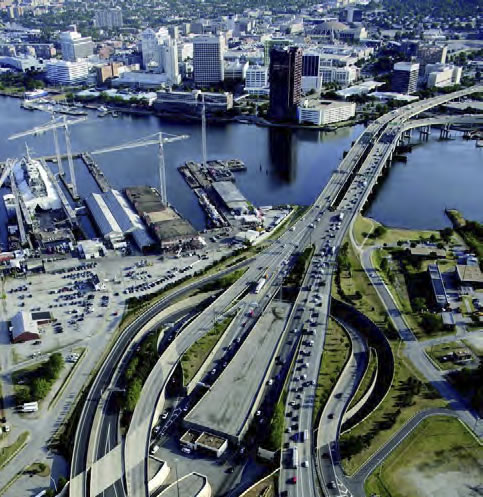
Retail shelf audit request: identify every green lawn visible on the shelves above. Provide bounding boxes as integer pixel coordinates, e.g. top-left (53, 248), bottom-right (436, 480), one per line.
top-left (365, 416), bottom-right (483, 497)
top-left (340, 354), bottom-right (447, 475)
top-left (352, 215), bottom-right (376, 246)
top-left (181, 316), bottom-right (234, 385)
top-left (425, 341), bottom-right (474, 371)
top-left (0, 432), bottom-right (29, 469)
top-left (348, 347), bottom-right (377, 411)
top-left (333, 240), bottom-right (387, 326)
top-left (313, 319), bottom-right (351, 426)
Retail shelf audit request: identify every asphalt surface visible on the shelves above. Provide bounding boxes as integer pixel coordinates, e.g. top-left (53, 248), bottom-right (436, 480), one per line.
top-left (70, 257), bottom-right (254, 496)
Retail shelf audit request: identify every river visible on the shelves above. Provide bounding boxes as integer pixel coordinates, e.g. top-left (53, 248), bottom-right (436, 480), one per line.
top-left (1, 96), bottom-right (482, 239)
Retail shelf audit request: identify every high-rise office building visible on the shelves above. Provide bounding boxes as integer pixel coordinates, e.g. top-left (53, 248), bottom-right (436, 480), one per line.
top-left (94, 8), bottom-right (123, 29)
top-left (46, 59), bottom-right (89, 85)
top-left (140, 28), bottom-right (180, 84)
top-left (193, 34), bottom-right (225, 86)
top-left (391, 61), bottom-right (420, 94)
top-left (269, 47), bottom-right (302, 121)
top-left (59, 26), bottom-right (93, 62)
top-left (141, 27), bottom-right (169, 69)
top-left (263, 37), bottom-right (291, 66)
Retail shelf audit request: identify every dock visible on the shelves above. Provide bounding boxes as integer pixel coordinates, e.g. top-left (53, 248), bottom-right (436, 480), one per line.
top-left (41, 159), bottom-right (77, 225)
top-left (80, 153), bottom-right (110, 192)
top-left (58, 173), bottom-right (80, 201)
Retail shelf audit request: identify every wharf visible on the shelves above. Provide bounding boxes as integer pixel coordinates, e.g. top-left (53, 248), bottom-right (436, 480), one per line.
top-left (41, 159), bottom-right (77, 224)
top-left (58, 174), bottom-right (80, 201)
top-left (80, 153), bottom-right (110, 192)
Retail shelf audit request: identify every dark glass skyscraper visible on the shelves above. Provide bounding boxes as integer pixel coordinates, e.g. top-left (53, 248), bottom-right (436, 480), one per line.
top-left (269, 47), bottom-right (302, 121)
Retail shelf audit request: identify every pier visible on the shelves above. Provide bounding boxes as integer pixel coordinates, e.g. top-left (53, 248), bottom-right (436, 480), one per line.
top-left (80, 153), bottom-right (111, 193)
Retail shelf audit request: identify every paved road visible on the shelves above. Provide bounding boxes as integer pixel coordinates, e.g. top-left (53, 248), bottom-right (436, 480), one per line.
top-left (70, 257), bottom-right (255, 497)
top-left (316, 319), bottom-right (368, 497)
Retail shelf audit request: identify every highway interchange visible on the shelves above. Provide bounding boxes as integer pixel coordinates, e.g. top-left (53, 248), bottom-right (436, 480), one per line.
top-left (65, 85), bottom-right (483, 497)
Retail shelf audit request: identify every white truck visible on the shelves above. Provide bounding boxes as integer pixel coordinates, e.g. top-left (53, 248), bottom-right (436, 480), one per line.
top-left (338, 212), bottom-right (345, 221)
top-left (18, 401), bottom-right (39, 413)
top-left (254, 277), bottom-right (267, 294)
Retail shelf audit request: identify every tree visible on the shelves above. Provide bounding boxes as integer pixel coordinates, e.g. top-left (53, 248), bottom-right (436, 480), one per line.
top-left (32, 377), bottom-right (51, 400)
top-left (373, 225), bottom-right (387, 238)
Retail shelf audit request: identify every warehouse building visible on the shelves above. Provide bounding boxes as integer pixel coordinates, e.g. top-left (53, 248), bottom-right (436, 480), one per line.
top-left (9, 311), bottom-right (53, 343)
top-left (86, 189), bottom-right (155, 252)
top-left (125, 186), bottom-right (199, 249)
top-left (212, 181), bottom-right (249, 215)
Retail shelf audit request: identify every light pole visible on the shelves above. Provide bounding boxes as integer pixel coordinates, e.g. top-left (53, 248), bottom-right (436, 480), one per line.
top-left (50, 475), bottom-right (57, 493)
top-left (174, 458), bottom-right (180, 497)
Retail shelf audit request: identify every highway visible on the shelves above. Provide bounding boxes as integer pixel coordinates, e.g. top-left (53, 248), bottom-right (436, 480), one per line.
top-left (71, 84), bottom-right (482, 497)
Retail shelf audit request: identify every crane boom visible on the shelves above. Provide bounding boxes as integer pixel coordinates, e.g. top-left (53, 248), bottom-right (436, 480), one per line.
top-left (90, 134), bottom-right (189, 155)
top-left (8, 116), bottom-right (87, 141)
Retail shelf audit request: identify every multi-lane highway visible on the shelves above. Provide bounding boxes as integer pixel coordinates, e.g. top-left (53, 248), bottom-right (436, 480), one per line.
top-left (71, 84), bottom-right (482, 497)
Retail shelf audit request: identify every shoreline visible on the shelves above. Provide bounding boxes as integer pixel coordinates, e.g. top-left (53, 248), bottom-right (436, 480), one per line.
top-left (0, 91), bottom-right (364, 132)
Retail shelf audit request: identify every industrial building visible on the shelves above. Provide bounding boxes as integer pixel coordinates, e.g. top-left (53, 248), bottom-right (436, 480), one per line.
top-left (125, 186), bottom-right (198, 250)
top-left (85, 189), bottom-right (155, 252)
top-left (9, 311), bottom-right (53, 343)
top-left (297, 99), bottom-right (356, 125)
top-left (428, 264), bottom-right (449, 309)
top-left (211, 181), bottom-right (249, 215)
top-left (456, 264), bottom-right (483, 289)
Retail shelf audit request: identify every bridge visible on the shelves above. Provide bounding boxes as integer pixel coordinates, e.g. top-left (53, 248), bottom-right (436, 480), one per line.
top-left (69, 85), bottom-right (482, 497)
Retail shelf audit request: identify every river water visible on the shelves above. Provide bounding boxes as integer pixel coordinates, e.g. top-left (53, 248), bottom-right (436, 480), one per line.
top-left (1, 96), bottom-right (482, 238)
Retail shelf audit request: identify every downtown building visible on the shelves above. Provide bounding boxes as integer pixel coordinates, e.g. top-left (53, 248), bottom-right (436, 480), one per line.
top-left (269, 46), bottom-right (302, 121)
top-left (94, 8), bottom-right (123, 29)
top-left (59, 26), bottom-right (93, 62)
top-left (391, 62), bottom-right (420, 94)
top-left (46, 59), bottom-right (89, 85)
top-left (193, 35), bottom-right (225, 86)
top-left (140, 28), bottom-right (180, 85)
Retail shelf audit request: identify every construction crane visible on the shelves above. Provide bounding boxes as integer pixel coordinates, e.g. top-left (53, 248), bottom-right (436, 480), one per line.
top-left (8, 165), bottom-right (28, 247)
top-left (90, 132), bottom-right (189, 206)
top-left (8, 114), bottom-right (87, 200)
top-left (201, 94), bottom-right (208, 168)
top-left (0, 158), bottom-right (14, 190)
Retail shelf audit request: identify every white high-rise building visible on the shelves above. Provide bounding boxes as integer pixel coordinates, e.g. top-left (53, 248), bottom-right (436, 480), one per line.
top-left (140, 28), bottom-right (180, 84)
top-left (141, 27), bottom-right (169, 70)
top-left (193, 34), bottom-right (225, 86)
top-left (160, 38), bottom-right (180, 84)
top-left (59, 26), bottom-right (93, 62)
top-left (46, 59), bottom-right (89, 85)
top-left (94, 8), bottom-right (123, 29)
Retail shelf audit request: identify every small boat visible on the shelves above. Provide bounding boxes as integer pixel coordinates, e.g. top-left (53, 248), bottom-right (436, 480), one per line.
top-left (98, 111), bottom-right (108, 118)
top-left (111, 111), bottom-right (120, 118)
top-left (98, 105), bottom-right (108, 113)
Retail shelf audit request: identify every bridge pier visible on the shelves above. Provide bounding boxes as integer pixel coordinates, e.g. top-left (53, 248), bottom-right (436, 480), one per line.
top-left (440, 124), bottom-right (451, 140)
top-left (419, 125), bottom-right (431, 141)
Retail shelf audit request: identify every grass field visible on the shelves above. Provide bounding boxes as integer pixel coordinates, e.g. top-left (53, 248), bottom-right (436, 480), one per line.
top-left (425, 341), bottom-right (475, 371)
top-left (0, 432), bottom-right (29, 469)
top-left (333, 240), bottom-right (387, 326)
top-left (364, 416), bottom-right (483, 497)
top-left (181, 315), bottom-right (234, 385)
top-left (352, 215), bottom-right (441, 247)
top-left (348, 347), bottom-right (377, 411)
top-left (340, 353), bottom-right (447, 475)
top-left (313, 319), bottom-right (351, 426)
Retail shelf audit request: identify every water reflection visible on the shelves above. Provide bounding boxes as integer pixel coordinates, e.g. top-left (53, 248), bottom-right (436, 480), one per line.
top-left (269, 127), bottom-right (297, 183)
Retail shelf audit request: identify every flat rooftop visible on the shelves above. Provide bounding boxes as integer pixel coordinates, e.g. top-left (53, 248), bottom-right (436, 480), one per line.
top-left (301, 99), bottom-right (354, 110)
top-left (197, 432), bottom-right (226, 450)
top-left (212, 181), bottom-right (248, 210)
top-left (184, 302), bottom-right (290, 442)
top-left (428, 264), bottom-right (448, 306)
top-left (158, 472), bottom-right (208, 497)
top-left (456, 264), bottom-right (483, 284)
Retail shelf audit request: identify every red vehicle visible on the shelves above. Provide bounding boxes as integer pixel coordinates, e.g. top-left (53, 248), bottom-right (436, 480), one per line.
top-left (290, 476), bottom-right (297, 484)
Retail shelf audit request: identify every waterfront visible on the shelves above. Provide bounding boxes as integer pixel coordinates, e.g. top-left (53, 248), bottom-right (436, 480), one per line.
top-left (1, 96), bottom-right (482, 239)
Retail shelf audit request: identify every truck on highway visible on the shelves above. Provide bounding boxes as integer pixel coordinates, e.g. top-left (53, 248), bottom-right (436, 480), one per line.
top-left (254, 276), bottom-right (267, 294)
top-left (289, 447), bottom-right (299, 469)
top-left (338, 212), bottom-right (345, 221)
top-left (18, 401), bottom-right (38, 413)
